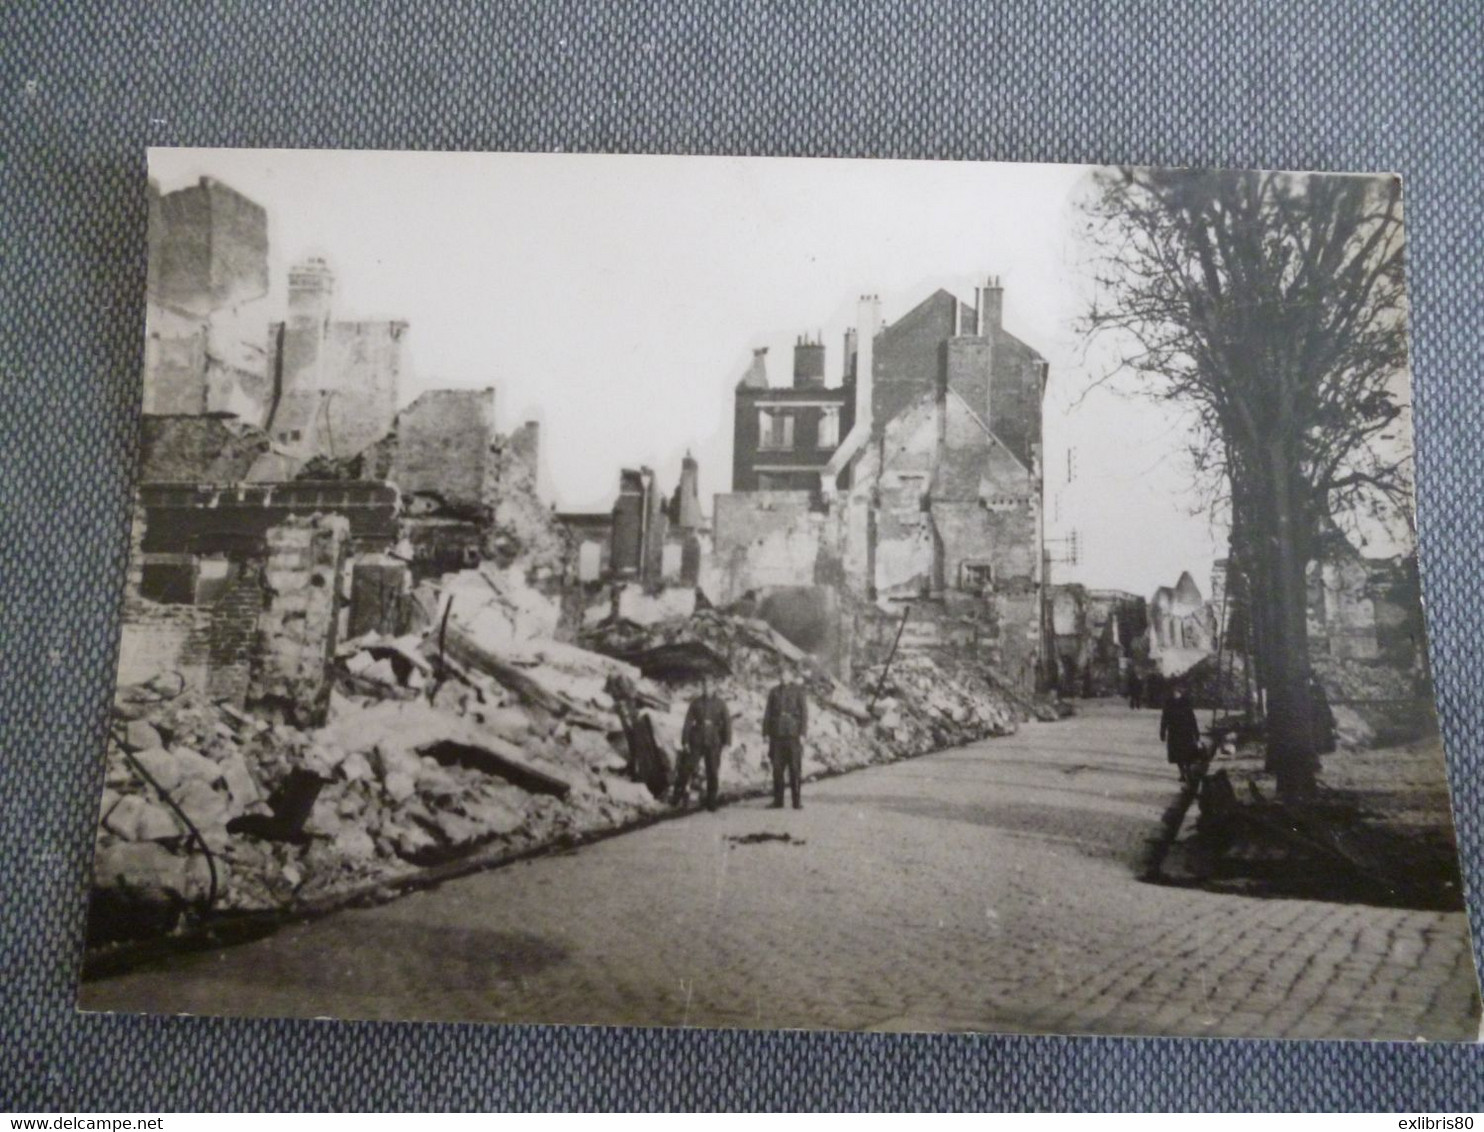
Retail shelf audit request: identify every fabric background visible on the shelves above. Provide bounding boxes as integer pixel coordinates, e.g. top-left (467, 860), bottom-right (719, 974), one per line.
top-left (2, 0), bottom-right (1482, 1111)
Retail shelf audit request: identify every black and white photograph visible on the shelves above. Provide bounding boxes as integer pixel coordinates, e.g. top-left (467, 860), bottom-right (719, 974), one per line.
top-left (80, 148), bottom-right (1479, 1041)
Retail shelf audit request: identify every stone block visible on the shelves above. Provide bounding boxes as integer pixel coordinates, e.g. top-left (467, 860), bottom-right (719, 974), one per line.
top-left (384, 770), bottom-right (417, 803)
top-left (120, 720), bottom-right (163, 753)
top-left (104, 795), bottom-right (184, 842)
top-left (129, 747), bottom-right (181, 791)
top-left (171, 745), bottom-right (224, 785)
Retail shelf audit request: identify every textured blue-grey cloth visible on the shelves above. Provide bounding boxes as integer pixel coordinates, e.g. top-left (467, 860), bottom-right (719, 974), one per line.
top-left (3, 0), bottom-right (1482, 1111)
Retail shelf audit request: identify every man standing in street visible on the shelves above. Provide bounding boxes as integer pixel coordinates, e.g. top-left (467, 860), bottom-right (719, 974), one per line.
top-left (678, 675), bottom-right (732, 812)
top-left (763, 667), bottom-right (809, 810)
top-left (1127, 669), bottom-right (1144, 710)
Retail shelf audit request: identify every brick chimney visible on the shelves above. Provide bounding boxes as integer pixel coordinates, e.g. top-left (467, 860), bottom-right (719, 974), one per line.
top-left (674, 450), bottom-right (703, 530)
top-left (975, 274), bottom-right (1004, 335)
top-left (288, 256), bottom-right (335, 328)
top-left (793, 334), bottom-right (826, 389)
top-left (856, 294), bottom-right (879, 427)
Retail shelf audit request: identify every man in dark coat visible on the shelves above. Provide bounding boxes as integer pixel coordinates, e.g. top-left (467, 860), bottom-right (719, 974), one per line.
top-left (677, 675), bottom-right (732, 812)
top-left (763, 668), bottom-right (809, 810)
top-left (1159, 681), bottom-right (1202, 785)
top-left (1127, 669), bottom-right (1144, 710)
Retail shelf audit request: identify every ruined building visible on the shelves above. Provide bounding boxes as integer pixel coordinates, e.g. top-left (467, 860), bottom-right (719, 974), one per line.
top-left (143, 178), bottom-right (273, 422)
top-left (124, 177), bottom-right (556, 720)
top-left (1212, 522), bottom-right (1423, 674)
top-left (732, 340), bottom-right (856, 491)
top-left (1150, 571), bottom-right (1217, 653)
top-left (558, 453), bottom-right (709, 624)
top-left (1304, 527), bottom-right (1424, 667)
top-left (713, 278), bottom-right (1049, 687)
top-left (1049, 586), bottom-right (1148, 695)
top-left (352, 388), bottom-right (556, 580)
top-left (144, 180), bottom-right (409, 474)
top-left (266, 257), bottom-right (409, 465)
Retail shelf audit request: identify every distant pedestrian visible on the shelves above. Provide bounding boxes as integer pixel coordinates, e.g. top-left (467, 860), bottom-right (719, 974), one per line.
top-left (763, 668), bottom-right (809, 810)
top-left (1160, 681), bottom-right (1202, 786)
top-left (1127, 670), bottom-right (1144, 710)
top-left (676, 675), bottom-right (732, 812)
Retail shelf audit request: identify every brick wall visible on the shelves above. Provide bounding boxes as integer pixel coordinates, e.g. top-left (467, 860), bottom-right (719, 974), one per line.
top-left (988, 332), bottom-right (1046, 471)
top-left (150, 178), bottom-right (268, 318)
top-left (391, 388), bottom-right (496, 513)
top-left (139, 481), bottom-right (398, 554)
top-left (206, 562), bottom-right (264, 705)
top-left (872, 291), bottom-right (963, 437)
top-left (708, 491), bottom-right (825, 602)
top-left (946, 336), bottom-right (993, 424)
top-left (270, 320), bottom-right (406, 461)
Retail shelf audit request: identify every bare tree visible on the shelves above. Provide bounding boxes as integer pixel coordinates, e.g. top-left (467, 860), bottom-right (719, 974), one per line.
top-left (1079, 167), bottom-right (1411, 797)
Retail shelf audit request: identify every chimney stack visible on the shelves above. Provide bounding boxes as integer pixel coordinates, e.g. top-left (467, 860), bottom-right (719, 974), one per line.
top-left (674, 450), bottom-right (703, 530)
top-left (855, 294), bottom-right (880, 430)
top-left (288, 256), bottom-right (335, 328)
top-left (793, 334), bottom-right (826, 389)
top-left (736, 346), bottom-right (769, 391)
top-left (976, 274), bottom-right (1004, 335)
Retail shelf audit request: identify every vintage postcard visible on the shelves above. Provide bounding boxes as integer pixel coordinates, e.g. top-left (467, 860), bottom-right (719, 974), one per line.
top-left (80, 149), bottom-right (1479, 1039)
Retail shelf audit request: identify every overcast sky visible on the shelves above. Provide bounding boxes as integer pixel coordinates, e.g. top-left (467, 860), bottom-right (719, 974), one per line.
top-left (150, 148), bottom-right (1231, 598)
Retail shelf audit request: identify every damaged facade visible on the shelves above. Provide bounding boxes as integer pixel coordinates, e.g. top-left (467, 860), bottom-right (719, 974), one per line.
top-left (713, 279), bottom-right (1049, 688)
top-left (354, 388), bottom-right (558, 579)
top-left (127, 177), bottom-right (563, 723)
top-left (266, 257), bottom-right (408, 466)
top-left (1048, 586), bottom-right (1147, 695)
top-left (144, 178), bottom-right (272, 422)
top-left (145, 179), bottom-right (408, 474)
top-left (557, 451), bottom-right (709, 602)
top-left (1304, 537), bottom-right (1424, 667)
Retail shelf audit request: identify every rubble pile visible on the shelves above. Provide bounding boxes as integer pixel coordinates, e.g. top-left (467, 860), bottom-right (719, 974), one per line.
top-left (585, 606), bottom-right (1030, 775)
top-left (588, 608), bottom-right (889, 783)
top-left (1164, 653), bottom-right (1248, 712)
top-left (91, 566), bottom-right (1039, 948)
top-left (1312, 655), bottom-right (1432, 748)
top-left (855, 651), bottom-right (1025, 749)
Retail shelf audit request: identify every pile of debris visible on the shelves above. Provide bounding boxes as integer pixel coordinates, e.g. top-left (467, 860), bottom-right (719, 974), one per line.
top-left (586, 607), bottom-right (890, 783)
top-left (90, 566), bottom-right (1040, 948)
top-left (855, 651), bottom-right (1026, 748)
top-left (1312, 655), bottom-right (1433, 748)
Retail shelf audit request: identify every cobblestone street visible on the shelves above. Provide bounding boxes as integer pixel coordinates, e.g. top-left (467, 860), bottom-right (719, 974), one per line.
top-left (82, 702), bottom-right (1480, 1040)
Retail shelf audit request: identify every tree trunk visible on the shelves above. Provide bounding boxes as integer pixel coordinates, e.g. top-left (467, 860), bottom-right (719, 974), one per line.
top-left (1259, 441), bottom-right (1319, 798)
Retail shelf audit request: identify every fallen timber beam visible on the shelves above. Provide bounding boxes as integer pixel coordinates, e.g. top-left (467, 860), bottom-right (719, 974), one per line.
top-left (442, 624), bottom-right (610, 730)
top-left (417, 737), bottom-right (572, 799)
